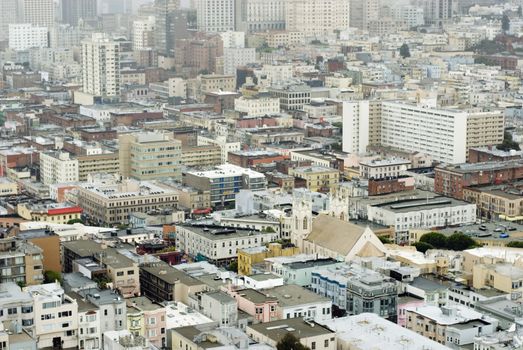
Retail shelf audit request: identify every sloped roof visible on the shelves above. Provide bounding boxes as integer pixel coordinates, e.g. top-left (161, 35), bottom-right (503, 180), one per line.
top-left (305, 214), bottom-right (367, 256)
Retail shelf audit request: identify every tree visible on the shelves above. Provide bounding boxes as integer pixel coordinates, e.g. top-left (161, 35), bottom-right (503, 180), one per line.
top-left (67, 218), bottom-right (84, 225)
top-left (507, 241), bottom-right (523, 248)
top-left (497, 131), bottom-right (521, 151)
top-left (413, 241), bottom-right (434, 253)
top-left (378, 236), bottom-right (392, 244)
top-left (446, 233), bottom-right (477, 251)
top-left (502, 14), bottom-right (510, 32)
top-left (276, 333), bottom-right (310, 350)
top-left (399, 43), bottom-right (411, 58)
top-left (44, 270), bottom-right (61, 284)
top-left (419, 232), bottom-right (448, 249)
top-left (227, 260), bottom-right (238, 273)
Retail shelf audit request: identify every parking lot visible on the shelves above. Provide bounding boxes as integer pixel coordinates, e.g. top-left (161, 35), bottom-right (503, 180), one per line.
top-left (438, 221), bottom-right (523, 243)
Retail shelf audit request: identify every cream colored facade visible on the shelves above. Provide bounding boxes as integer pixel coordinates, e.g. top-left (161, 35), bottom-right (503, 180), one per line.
top-left (463, 187), bottom-right (523, 219)
top-left (286, 0), bottom-right (350, 38)
top-left (289, 166), bottom-right (340, 193)
top-left (198, 135), bottom-right (241, 164)
top-left (181, 145), bottom-right (222, 167)
top-left (234, 95), bottom-right (280, 116)
top-left (177, 187), bottom-right (212, 211)
top-left (40, 151), bottom-right (79, 186)
top-left (82, 33), bottom-right (121, 97)
top-left (78, 152), bottom-right (120, 181)
top-left (200, 74), bottom-right (236, 93)
top-left (465, 109), bottom-right (505, 159)
top-left (265, 30), bottom-right (304, 48)
top-left (0, 178), bottom-right (18, 196)
top-left (119, 132), bottom-right (182, 181)
top-left (473, 263), bottom-right (523, 297)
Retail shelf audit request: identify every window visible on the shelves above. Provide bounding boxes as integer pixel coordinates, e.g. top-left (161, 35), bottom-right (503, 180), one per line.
top-left (117, 271), bottom-right (124, 277)
top-left (324, 339), bottom-right (329, 347)
top-left (311, 341), bottom-right (316, 350)
top-left (128, 270), bottom-right (135, 275)
top-left (7, 308), bottom-right (17, 315)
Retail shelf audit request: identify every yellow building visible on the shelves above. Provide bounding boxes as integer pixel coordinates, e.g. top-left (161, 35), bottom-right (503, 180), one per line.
top-left (181, 145), bottom-right (222, 167)
top-left (77, 152), bottom-right (120, 181)
top-left (473, 263), bottom-right (523, 297)
top-left (289, 166), bottom-right (340, 193)
top-left (238, 243), bottom-right (300, 276)
top-left (17, 203), bottom-right (82, 224)
top-left (463, 186), bottom-right (523, 220)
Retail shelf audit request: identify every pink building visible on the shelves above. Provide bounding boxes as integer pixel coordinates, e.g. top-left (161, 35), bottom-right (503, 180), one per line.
top-left (397, 295), bottom-right (425, 327)
top-left (229, 289), bottom-right (278, 323)
top-left (127, 297), bottom-right (166, 348)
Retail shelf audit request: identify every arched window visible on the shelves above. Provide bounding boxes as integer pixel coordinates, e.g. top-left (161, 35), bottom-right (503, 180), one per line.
top-left (303, 217), bottom-right (308, 230)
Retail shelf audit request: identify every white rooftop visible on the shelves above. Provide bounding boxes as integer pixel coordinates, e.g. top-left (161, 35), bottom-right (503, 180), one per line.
top-left (465, 247), bottom-right (523, 265)
top-left (321, 313), bottom-right (450, 350)
top-left (406, 304), bottom-right (492, 326)
top-left (187, 164), bottom-right (265, 179)
top-left (165, 302), bottom-right (213, 329)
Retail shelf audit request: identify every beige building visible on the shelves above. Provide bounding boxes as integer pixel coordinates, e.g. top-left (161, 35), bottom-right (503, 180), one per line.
top-left (247, 318), bottom-right (336, 350)
top-left (265, 30), bottom-right (304, 48)
top-left (0, 178), bottom-right (18, 196)
top-left (286, 0), bottom-right (350, 38)
top-left (77, 152), bottom-right (120, 181)
top-left (473, 263), bottom-right (523, 297)
top-left (465, 109), bottom-right (505, 160)
top-left (0, 237), bottom-right (44, 286)
top-left (119, 131), bottom-right (182, 181)
top-left (234, 94), bottom-right (280, 117)
top-left (176, 186), bottom-right (212, 212)
top-left (181, 145), bottom-right (222, 167)
top-left (77, 179), bottom-right (179, 225)
top-left (200, 74), bottom-right (236, 93)
top-left (289, 166), bottom-right (340, 193)
top-left (463, 185), bottom-right (523, 220)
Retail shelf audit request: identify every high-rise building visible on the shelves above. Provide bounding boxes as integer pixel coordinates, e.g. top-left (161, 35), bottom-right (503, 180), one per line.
top-left (415, 0), bottom-right (453, 26)
top-left (119, 131), bottom-right (182, 181)
top-left (0, 0), bottom-right (20, 41)
top-left (81, 33), bottom-right (121, 98)
top-left (61, 0), bottom-right (97, 26)
top-left (132, 16), bottom-right (155, 50)
top-left (286, 0), bottom-right (350, 37)
top-left (349, 0), bottom-right (379, 30)
top-left (196, 0), bottom-right (235, 33)
top-left (154, 0), bottom-right (185, 57)
top-left (234, 0), bottom-right (286, 32)
top-left (20, 0), bottom-right (55, 28)
top-left (342, 100), bottom-right (383, 154)
top-left (8, 24), bottom-right (49, 50)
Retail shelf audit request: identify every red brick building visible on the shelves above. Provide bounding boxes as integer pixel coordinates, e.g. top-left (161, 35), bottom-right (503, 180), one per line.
top-left (368, 176), bottom-right (415, 196)
top-left (434, 160), bottom-right (523, 199)
top-left (228, 150), bottom-right (287, 168)
top-left (468, 147), bottom-right (523, 163)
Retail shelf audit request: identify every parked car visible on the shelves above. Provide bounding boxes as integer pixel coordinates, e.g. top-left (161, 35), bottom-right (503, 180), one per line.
top-left (499, 233), bottom-right (510, 239)
top-left (494, 227), bottom-right (503, 232)
top-left (508, 227), bottom-right (517, 231)
top-left (479, 225), bottom-right (487, 231)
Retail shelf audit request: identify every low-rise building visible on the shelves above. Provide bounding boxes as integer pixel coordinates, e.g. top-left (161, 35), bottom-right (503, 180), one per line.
top-left (359, 158), bottom-right (411, 180)
top-left (289, 166), bottom-right (340, 193)
top-left (238, 242), bottom-right (300, 276)
top-left (194, 291), bottom-right (238, 327)
top-left (17, 202), bottom-right (83, 224)
top-left (0, 237), bottom-right (44, 286)
top-left (181, 145), bottom-right (222, 167)
top-left (126, 296), bottom-right (166, 348)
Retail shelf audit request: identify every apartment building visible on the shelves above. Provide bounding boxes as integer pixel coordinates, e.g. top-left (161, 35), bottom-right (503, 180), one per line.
top-left (406, 305), bottom-right (497, 348)
top-left (17, 202), bottom-right (83, 224)
top-left (77, 152), bottom-right (120, 181)
top-left (0, 282), bottom-right (34, 333)
top-left (126, 297), bottom-right (166, 348)
top-left (235, 0), bottom-right (286, 32)
top-left (181, 145), bottom-right (222, 168)
top-left (175, 225), bottom-right (279, 265)
top-left (265, 31), bottom-right (305, 48)
top-left (132, 16), bottom-right (155, 50)
top-left (465, 109), bottom-right (504, 158)
top-left (286, 0), bottom-right (350, 38)
top-left (269, 83), bottom-right (311, 111)
top-left (289, 166), bottom-right (340, 193)
top-left (196, 0), bottom-right (235, 32)
top-left (0, 178), bottom-right (18, 196)
top-left (473, 263), bottom-right (523, 297)
top-left (40, 151), bottom-right (79, 186)
top-left (119, 132), bottom-right (182, 181)
top-left (349, 0), bottom-right (380, 30)
top-left (199, 74), bottom-right (236, 93)
top-left (25, 282), bottom-right (79, 350)
top-left (0, 237), bottom-right (43, 286)
top-left (223, 47), bottom-right (256, 75)
top-left (359, 158), bottom-right (411, 179)
top-left (238, 243), bottom-right (300, 276)
top-left (77, 288), bottom-right (127, 334)
top-left (8, 24), bottom-right (48, 51)
top-left (234, 94), bottom-right (280, 117)
top-left (74, 293), bottom-right (101, 350)
top-left (196, 291), bottom-right (238, 327)
top-left (183, 164), bottom-right (267, 207)
top-left (77, 179), bottom-right (179, 225)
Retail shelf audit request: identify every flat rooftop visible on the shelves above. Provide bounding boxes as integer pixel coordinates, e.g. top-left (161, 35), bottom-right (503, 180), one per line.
top-left (264, 284), bottom-right (331, 307)
top-left (247, 318), bottom-right (334, 341)
top-left (372, 196), bottom-right (472, 213)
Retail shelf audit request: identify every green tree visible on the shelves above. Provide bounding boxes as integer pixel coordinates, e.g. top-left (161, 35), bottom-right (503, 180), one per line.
top-left (502, 14), bottom-right (510, 32)
top-left (507, 241), bottom-right (523, 248)
top-left (227, 260), bottom-right (238, 273)
top-left (276, 333), bottom-right (310, 350)
top-left (399, 43), bottom-right (411, 58)
top-left (446, 233), bottom-right (477, 251)
top-left (44, 270), bottom-right (62, 284)
top-left (497, 131), bottom-right (521, 151)
top-left (378, 236), bottom-right (392, 244)
top-left (419, 232), bottom-right (448, 249)
top-left (67, 218), bottom-right (84, 225)
top-left (413, 241), bottom-right (434, 253)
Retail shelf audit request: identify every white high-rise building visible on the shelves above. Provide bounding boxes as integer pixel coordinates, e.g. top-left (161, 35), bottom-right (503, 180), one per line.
top-left (133, 16), bottom-right (156, 50)
top-left (381, 101), bottom-right (467, 164)
top-left (8, 24), bottom-right (49, 50)
top-left (40, 151), bottom-right (79, 186)
top-left (286, 0), bottom-right (350, 38)
top-left (235, 0), bottom-right (286, 32)
top-left (342, 101), bottom-right (370, 154)
top-left (196, 0), bottom-right (235, 32)
top-left (349, 0), bottom-right (379, 30)
top-left (223, 47), bottom-right (256, 75)
top-left (20, 0), bottom-right (55, 28)
top-left (0, 0), bottom-right (20, 41)
top-left (220, 31), bottom-right (245, 48)
top-left (82, 33), bottom-right (121, 98)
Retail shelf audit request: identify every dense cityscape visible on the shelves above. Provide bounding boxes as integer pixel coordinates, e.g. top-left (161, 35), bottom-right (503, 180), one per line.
top-left (0, 0), bottom-right (523, 349)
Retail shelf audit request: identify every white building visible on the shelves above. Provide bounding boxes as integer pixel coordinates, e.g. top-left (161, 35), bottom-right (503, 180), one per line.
top-left (103, 330), bottom-right (149, 350)
top-left (8, 24), bottom-right (48, 50)
top-left (25, 282), bottom-right (78, 350)
top-left (198, 135), bottom-right (240, 164)
top-left (81, 33), bottom-right (121, 98)
top-left (220, 31), bottom-right (245, 48)
top-left (286, 0), bottom-right (350, 38)
top-left (381, 101), bottom-right (468, 164)
top-left (343, 100), bottom-right (370, 154)
top-left (223, 47), bottom-right (256, 75)
top-left (367, 197), bottom-right (476, 243)
top-left (234, 94), bottom-right (280, 117)
top-left (0, 0), bottom-right (18, 42)
top-left (40, 151), bottom-right (79, 187)
top-left (76, 297), bottom-right (102, 350)
top-left (132, 16), bottom-right (155, 50)
top-left (391, 5), bottom-right (425, 28)
top-left (359, 158), bottom-right (411, 179)
top-left (0, 282), bottom-right (34, 334)
top-left (235, 0), bottom-right (286, 32)
top-left (196, 0), bottom-right (235, 32)
top-left (267, 284), bottom-right (333, 322)
top-left (21, 0), bottom-right (55, 28)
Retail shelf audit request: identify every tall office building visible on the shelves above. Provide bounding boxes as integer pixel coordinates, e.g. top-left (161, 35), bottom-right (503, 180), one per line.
top-left (133, 16), bottom-right (155, 50)
top-left (8, 24), bottom-right (49, 50)
top-left (196, 0), bottom-right (235, 32)
top-left (286, 0), bottom-right (350, 38)
top-left (235, 0), bottom-right (286, 33)
top-left (81, 33), bottom-right (121, 98)
top-left (349, 0), bottom-right (379, 30)
top-left (20, 0), bottom-right (56, 27)
top-left (0, 0), bottom-right (20, 41)
top-left (415, 0), bottom-right (453, 26)
top-left (154, 0), bottom-right (183, 56)
top-left (342, 100), bottom-right (382, 154)
top-left (61, 0), bottom-right (97, 26)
